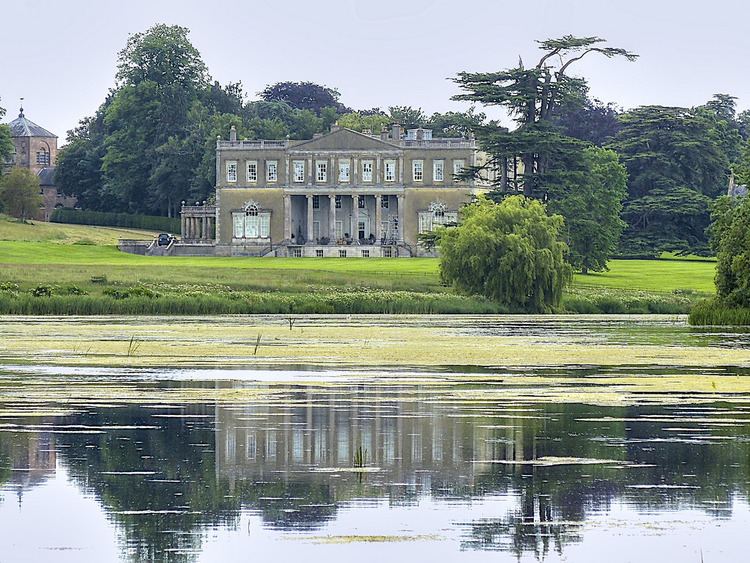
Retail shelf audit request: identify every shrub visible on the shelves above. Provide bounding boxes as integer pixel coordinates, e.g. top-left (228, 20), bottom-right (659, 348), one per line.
top-left (50, 208), bottom-right (180, 233)
top-left (31, 284), bottom-right (54, 297)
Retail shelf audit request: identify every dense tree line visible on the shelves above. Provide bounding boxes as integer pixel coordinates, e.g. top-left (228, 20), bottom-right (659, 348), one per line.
top-left (54, 25), bottom-right (484, 217)
top-left (26, 25), bottom-right (750, 269)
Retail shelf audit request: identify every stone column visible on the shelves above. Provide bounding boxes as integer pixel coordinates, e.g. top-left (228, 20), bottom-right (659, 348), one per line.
top-left (397, 195), bottom-right (405, 242)
top-left (398, 156), bottom-right (404, 183)
top-left (283, 195), bottom-right (291, 241)
top-left (306, 194), bottom-right (314, 244)
top-left (202, 216), bottom-right (208, 241)
top-left (329, 194), bottom-right (336, 242)
top-left (351, 194), bottom-right (359, 243)
top-left (375, 195), bottom-right (382, 244)
top-left (181, 215), bottom-right (186, 239)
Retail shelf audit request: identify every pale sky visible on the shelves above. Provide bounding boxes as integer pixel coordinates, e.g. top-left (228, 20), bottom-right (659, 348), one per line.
top-left (2, 0), bottom-right (748, 142)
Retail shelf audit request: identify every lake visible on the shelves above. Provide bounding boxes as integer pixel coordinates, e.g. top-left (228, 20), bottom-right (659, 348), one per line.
top-left (0, 315), bottom-right (749, 562)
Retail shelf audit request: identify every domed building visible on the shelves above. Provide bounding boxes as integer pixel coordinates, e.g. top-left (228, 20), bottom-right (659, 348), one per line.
top-left (4, 105), bottom-right (76, 220)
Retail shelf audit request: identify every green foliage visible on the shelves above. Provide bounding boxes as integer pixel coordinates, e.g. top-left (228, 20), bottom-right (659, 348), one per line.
top-left (439, 196), bottom-right (572, 312)
top-left (709, 194), bottom-right (750, 307)
top-left (0, 99), bottom-right (11, 166)
top-left (0, 168), bottom-right (42, 221)
top-left (689, 298), bottom-right (750, 325)
top-left (609, 102), bottom-right (739, 255)
top-left (337, 112), bottom-right (391, 133)
top-left (50, 208), bottom-right (179, 232)
top-left (259, 81), bottom-right (348, 114)
top-left (548, 147), bottom-right (627, 272)
top-left (454, 35), bottom-right (636, 197)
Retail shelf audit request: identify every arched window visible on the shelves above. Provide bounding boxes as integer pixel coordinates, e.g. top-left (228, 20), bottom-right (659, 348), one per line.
top-left (245, 204), bottom-right (259, 216)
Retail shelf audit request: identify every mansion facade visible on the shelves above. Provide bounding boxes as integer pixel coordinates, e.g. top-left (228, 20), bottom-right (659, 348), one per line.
top-left (189, 124), bottom-right (481, 257)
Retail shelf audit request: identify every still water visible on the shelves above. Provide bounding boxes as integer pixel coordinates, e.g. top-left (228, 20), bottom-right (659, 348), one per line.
top-left (1, 316), bottom-right (749, 562)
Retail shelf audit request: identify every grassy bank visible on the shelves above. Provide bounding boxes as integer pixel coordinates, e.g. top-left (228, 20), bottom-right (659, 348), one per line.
top-left (0, 216), bottom-right (716, 315)
top-left (688, 299), bottom-right (750, 326)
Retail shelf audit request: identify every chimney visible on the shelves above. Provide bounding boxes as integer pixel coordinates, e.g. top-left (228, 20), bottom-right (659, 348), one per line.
top-left (380, 126), bottom-right (389, 141)
top-left (229, 125), bottom-right (237, 142)
top-left (331, 123), bottom-right (342, 133)
top-left (416, 128), bottom-right (424, 141)
top-left (390, 123), bottom-right (402, 141)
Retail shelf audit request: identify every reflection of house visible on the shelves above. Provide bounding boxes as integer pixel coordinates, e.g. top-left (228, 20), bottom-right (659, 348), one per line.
top-left (2, 431), bottom-right (56, 503)
top-left (4, 105), bottom-right (77, 220)
top-left (182, 124), bottom-right (482, 257)
top-left (213, 387), bottom-right (530, 490)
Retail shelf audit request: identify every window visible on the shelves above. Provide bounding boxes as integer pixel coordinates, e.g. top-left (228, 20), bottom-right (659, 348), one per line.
top-left (313, 221), bottom-right (321, 240)
top-left (36, 150), bottom-right (50, 166)
top-left (266, 431), bottom-right (277, 459)
top-left (246, 433), bottom-right (256, 460)
top-left (358, 221), bottom-right (366, 239)
top-left (412, 160), bottom-right (423, 182)
top-left (358, 195), bottom-right (365, 209)
top-left (384, 160), bottom-right (396, 182)
top-left (335, 221), bottom-right (343, 240)
top-left (316, 161), bottom-right (327, 182)
top-left (381, 196), bottom-right (389, 209)
top-left (291, 247), bottom-right (303, 258)
top-left (266, 161), bottom-right (278, 182)
top-left (315, 249), bottom-right (324, 257)
top-left (362, 160), bottom-right (373, 182)
top-left (246, 161), bottom-right (258, 182)
top-left (339, 160), bottom-right (350, 182)
top-left (418, 202), bottom-right (458, 233)
top-left (232, 204), bottom-right (270, 239)
top-left (335, 195), bottom-right (342, 209)
top-left (293, 160), bottom-right (305, 183)
top-left (361, 250), bottom-right (370, 258)
top-left (433, 160), bottom-right (444, 182)
top-left (226, 160), bottom-right (237, 183)
top-left (383, 247), bottom-right (393, 258)
top-left (339, 250), bottom-right (347, 258)
top-left (453, 159), bottom-right (465, 181)
top-left (312, 195), bottom-right (320, 209)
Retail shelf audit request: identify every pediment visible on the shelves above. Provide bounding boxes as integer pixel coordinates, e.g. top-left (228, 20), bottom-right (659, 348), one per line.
top-left (289, 128), bottom-right (400, 152)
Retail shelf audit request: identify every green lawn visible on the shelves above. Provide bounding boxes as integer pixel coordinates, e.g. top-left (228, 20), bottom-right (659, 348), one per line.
top-left (0, 218), bottom-right (717, 315)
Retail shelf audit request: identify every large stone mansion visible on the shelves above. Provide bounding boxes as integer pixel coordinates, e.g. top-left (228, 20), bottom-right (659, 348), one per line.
top-left (180, 123), bottom-right (482, 257)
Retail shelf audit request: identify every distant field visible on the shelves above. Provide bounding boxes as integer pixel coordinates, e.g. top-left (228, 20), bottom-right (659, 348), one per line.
top-left (0, 217), bottom-right (716, 314)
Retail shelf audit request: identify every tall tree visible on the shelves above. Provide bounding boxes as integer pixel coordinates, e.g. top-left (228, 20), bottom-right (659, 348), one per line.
top-left (548, 87), bottom-right (621, 146)
top-left (453, 35), bottom-right (637, 196)
top-left (548, 147), bottom-right (628, 273)
top-left (0, 99), bottom-right (13, 166)
top-left (0, 168), bottom-right (42, 221)
top-left (608, 104), bottom-right (730, 255)
top-left (259, 82), bottom-right (348, 114)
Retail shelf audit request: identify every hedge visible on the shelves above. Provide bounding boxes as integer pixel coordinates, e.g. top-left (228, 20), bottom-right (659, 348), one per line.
top-left (50, 208), bottom-right (180, 233)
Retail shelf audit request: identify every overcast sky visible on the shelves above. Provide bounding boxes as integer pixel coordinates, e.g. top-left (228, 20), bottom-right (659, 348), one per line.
top-left (2, 0), bottom-right (748, 141)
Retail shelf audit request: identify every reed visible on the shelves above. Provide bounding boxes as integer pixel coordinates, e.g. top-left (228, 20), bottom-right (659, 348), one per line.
top-left (688, 299), bottom-right (750, 326)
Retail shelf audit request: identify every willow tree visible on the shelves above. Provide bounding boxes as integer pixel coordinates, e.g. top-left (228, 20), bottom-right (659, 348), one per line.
top-left (439, 195), bottom-right (572, 312)
top-left (453, 35), bottom-right (638, 197)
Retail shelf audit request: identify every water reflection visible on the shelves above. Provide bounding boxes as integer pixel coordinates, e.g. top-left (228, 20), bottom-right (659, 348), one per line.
top-left (1, 379), bottom-right (750, 562)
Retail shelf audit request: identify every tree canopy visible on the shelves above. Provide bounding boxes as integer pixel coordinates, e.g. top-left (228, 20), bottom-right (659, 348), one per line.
top-left (0, 99), bottom-right (12, 166)
top-left (259, 81), bottom-right (349, 114)
top-left (439, 195), bottom-right (572, 312)
top-left (547, 147), bottom-right (627, 273)
top-left (608, 100), bottom-right (739, 255)
top-left (710, 195), bottom-right (750, 307)
top-left (453, 34), bottom-right (637, 197)
top-left (0, 168), bottom-right (42, 221)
